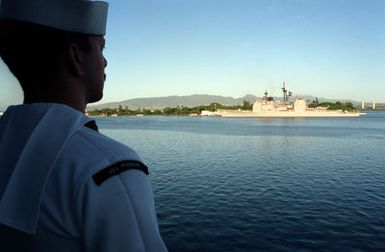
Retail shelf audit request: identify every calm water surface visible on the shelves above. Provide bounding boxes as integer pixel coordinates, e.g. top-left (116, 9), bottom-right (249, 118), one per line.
top-left (96, 112), bottom-right (385, 251)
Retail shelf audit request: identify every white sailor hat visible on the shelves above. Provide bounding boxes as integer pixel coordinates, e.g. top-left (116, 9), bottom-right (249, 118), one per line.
top-left (0, 0), bottom-right (108, 35)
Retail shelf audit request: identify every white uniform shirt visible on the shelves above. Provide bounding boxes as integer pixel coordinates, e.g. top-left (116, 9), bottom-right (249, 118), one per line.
top-left (0, 103), bottom-right (168, 252)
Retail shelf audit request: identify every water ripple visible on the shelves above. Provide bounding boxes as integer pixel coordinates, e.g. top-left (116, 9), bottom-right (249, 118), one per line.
top-left (98, 113), bottom-right (385, 251)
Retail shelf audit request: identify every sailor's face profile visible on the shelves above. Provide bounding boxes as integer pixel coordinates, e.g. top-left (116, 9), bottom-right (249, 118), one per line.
top-left (84, 36), bottom-right (107, 103)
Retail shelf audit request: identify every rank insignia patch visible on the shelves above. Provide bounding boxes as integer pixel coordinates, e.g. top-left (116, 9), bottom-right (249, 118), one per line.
top-left (93, 160), bottom-right (149, 186)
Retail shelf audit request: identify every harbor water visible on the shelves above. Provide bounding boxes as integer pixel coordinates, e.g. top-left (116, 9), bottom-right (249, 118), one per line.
top-left (96, 112), bottom-right (385, 251)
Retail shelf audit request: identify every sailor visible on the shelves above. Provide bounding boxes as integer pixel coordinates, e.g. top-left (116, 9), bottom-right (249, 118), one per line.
top-left (0, 0), bottom-right (167, 251)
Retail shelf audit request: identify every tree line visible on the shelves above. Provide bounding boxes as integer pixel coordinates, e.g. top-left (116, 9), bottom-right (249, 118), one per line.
top-left (307, 98), bottom-right (356, 112)
top-left (88, 100), bottom-right (254, 116)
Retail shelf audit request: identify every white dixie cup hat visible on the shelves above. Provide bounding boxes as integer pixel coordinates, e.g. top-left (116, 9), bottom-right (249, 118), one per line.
top-left (0, 0), bottom-right (108, 35)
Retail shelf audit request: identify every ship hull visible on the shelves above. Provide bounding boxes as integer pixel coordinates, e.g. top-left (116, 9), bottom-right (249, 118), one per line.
top-left (216, 111), bottom-right (364, 118)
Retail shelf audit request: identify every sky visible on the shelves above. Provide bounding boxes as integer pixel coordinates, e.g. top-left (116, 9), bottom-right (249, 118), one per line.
top-left (1, 0), bottom-right (385, 109)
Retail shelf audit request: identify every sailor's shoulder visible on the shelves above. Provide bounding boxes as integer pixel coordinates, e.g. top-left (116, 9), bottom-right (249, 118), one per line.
top-left (69, 125), bottom-right (140, 161)
top-left (52, 125), bottom-right (147, 192)
top-left (53, 123), bottom-right (143, 177)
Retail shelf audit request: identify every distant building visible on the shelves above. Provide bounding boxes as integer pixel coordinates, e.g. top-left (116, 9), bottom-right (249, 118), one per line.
top-left (200, 110), bottom-right (216, 116)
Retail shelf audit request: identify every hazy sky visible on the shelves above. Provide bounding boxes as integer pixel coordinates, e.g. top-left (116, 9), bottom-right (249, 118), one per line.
top-left (1, 0), bottom-right (384, 109)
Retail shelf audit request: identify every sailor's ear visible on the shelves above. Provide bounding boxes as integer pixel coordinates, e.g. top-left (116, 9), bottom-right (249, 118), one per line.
top-left (67, 43), bottom-right (85, 76)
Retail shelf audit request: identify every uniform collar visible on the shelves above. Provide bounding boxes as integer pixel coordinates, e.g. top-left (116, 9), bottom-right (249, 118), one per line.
top-left (84, 120), bottom-right (99, 132)
top-left (0, 103), bottom-right (93, 234)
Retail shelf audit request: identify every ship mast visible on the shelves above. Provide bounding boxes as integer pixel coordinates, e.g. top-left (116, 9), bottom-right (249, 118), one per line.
top-left (282, 82), bottom-right (287, 102)
top-left (281, 82), bottom-right (292, 103)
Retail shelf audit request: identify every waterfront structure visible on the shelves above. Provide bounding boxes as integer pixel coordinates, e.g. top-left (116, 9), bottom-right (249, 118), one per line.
top-left (361, 101), bottom-right (377, 110)
top-left (200, 110), bottom-right (217, 116)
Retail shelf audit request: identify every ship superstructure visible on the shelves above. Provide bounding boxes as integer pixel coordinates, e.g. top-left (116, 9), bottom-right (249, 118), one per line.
top-left (213, 83), bottom-right (364, 118)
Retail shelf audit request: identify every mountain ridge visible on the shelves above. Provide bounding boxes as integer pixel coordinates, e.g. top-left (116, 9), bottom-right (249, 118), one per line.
top-left (87, 94), bottom-right (362, 110)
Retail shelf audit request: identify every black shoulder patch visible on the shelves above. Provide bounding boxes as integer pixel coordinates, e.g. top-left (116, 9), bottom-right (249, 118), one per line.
top-left (93, 160), bottom-right (149, 186)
